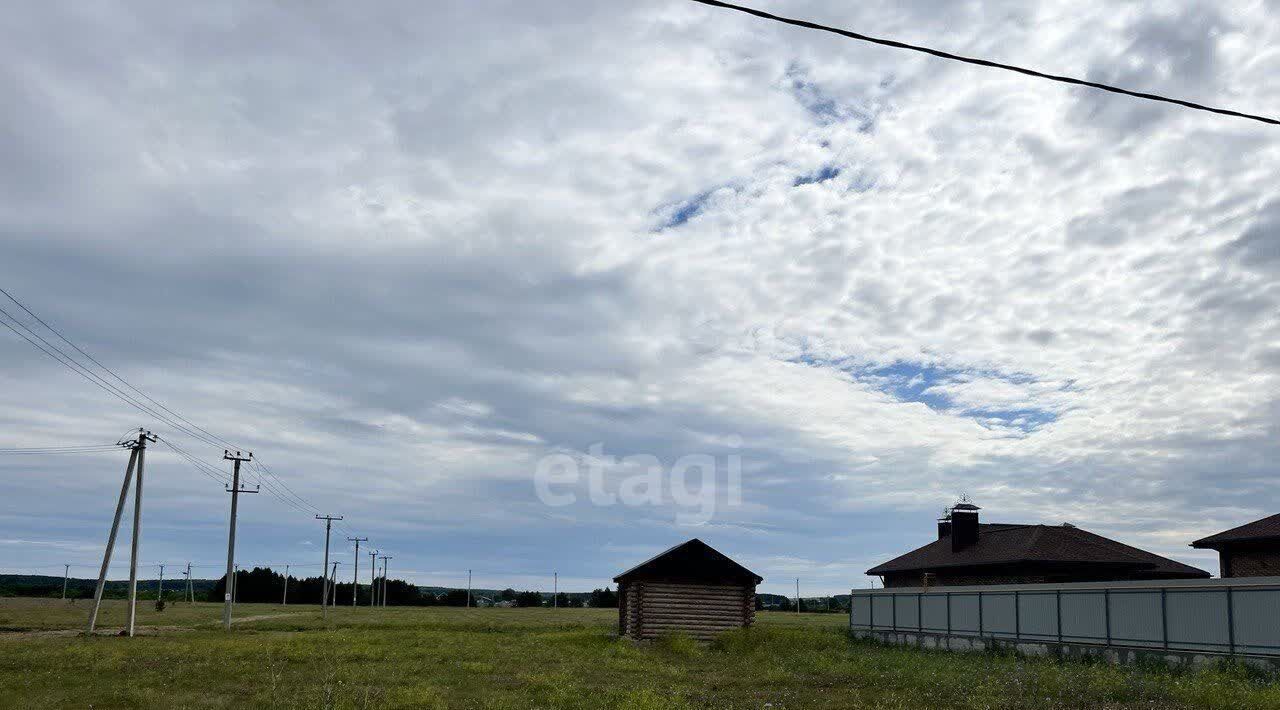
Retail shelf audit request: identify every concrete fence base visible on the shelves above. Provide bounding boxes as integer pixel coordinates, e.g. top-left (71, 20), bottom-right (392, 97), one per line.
top-left (850, 629), bottom-right (1280, 672)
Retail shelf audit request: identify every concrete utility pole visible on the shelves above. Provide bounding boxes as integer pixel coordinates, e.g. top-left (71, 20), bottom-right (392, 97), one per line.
top-left (282, 564), bottom-right (290, 606)
top-left (346, 537), bottom-right (366, 607)
top-left (62, 564), bottom-right (70, 601)
top-left (554, 572), bottom-right (558, 609)
top-left (329, 561), bottom-right (340, 606)
top-left (157, 563), bottom-right (165, 604)
top-left (123, 430), bottom-right (154, 637)
top-left (221, 450), bottom-right (256, 631)
top-left (467, 569), bottom-right (472, 609)
top-left (315, 515), bottom-right (343, 618)
top-left (379, 556), bottom-right (391, 607)
top-left (183, 563), bottom-right (193, 603)
top-left (795, 578), bottom-right (800, 615)
top-left (233, 564), bottom-right (240, 605)
top-left (368, 550), bottom-right (379, 606)
top-left (87, 437), bottom-right (140, 634)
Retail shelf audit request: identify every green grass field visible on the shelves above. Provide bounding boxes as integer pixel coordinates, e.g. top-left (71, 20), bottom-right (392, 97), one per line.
top-left (2, 598), bottom-right (1277, 709)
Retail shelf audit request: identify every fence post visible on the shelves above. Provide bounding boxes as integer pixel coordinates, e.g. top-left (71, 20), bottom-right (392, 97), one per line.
top-left (891, 593), bottom-right (897, 629)
top-left (1226, 587), bottom-right (1235, 655)
top-left (1056, 590), bottom-right (1063, 643)
top-left (1014, 590), bottom-right (1020, 640)
top-left (918, 592), bottom-right (923, 632)
top-left (978, 592), bottom-right (984, 638)
top-left (946, 592), bottom-right (951, 634)
top-left (1104, 588), bottom-right (1111, 645)
top-left (869, 593), bottom-right (874, 629)
top-left (1160, 587), bottom-right (1169, 650)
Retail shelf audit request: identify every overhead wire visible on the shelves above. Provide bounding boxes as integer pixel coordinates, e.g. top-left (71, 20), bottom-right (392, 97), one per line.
top-left (688, 0), bottom-right (1280, 127)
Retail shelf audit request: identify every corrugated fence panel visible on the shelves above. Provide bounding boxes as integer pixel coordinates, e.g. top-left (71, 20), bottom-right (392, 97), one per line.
top-left (1060, 591), bottom-right (1106, 643)
top-left (872, 595), bottom-right (893, 628)
top-left (950, 593), bottom-right (980, 633)
top-left (1109, 591), bottom-right (1164, 648)
top-left (982, 593), bottom-right (1017, 638)
top-left (1233, 589), bottom-right (1280, 654)
top-left (1166, 590), bottom-right (1229, 652)
top-left (850, 595), bottom-right (871, 627)
top-left (849, 581), bottom-right (1280, 657)
top-left (894, 595), bottom-right (920, 629)
top-left (921, 594), bottom-right (948, 632)
top-left (1018, 592), bottom-right (1058, 640)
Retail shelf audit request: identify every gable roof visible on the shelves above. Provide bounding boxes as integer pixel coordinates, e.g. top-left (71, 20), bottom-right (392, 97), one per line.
top-left (1192, 513), bottom-right (1280, 548)
top-left (613, 538), bottom-right (763, 584)
top-left (867, 523), bottom-right (1209, 578)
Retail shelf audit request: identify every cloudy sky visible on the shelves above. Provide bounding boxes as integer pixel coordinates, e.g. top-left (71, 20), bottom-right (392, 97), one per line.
top-left (2, 1), bottom-right (1278, 596)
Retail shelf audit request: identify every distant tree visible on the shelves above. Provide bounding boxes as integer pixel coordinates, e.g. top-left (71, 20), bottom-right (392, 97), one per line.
top-left (499, 588), bottom-right (517, 602)
top-left (515, 590), bottom-right (542, 607)
top-left (441, 589), bottom-right (470, 606)
top-left (588, 587), bottom-right (618, 608)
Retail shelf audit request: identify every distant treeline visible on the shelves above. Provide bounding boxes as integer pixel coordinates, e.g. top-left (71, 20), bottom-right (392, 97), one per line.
top-left (2, 573), bottom-right (848, 612)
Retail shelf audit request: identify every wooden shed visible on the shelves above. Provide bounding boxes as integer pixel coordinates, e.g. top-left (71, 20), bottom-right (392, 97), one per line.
top-left (613, 538), bottom-right (762, 641)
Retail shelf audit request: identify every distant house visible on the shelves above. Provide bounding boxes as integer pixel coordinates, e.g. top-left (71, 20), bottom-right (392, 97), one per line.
top-left (1192, 513), bottom-right (1280, 578)
top-left (867, 502), bottom-right (1209, 588)
top-left (614, 538), bottom-right (761, 641)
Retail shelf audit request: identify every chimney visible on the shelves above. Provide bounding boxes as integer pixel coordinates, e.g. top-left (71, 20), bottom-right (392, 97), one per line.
top-left (950, 502), bottom-right (980, 552)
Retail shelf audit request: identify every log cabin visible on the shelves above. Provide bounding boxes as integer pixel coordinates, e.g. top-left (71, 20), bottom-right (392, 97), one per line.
top-left (614, 538), bottom-right (762, 641)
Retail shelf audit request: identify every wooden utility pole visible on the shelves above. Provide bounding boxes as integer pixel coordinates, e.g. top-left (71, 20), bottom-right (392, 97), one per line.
top-left (467, 569), bottom-right (472, 609)
top-left (316, 515), bottom-right (343, 618)
top-left (347, 537), bottom-right (367, 607)
top-left (62, 564), bottom-right (70, 600)
top-left (795, 578), bottom-right (800, 615)
top-left (183, 563), bottom-right (193, 603)
top-left (221, 450), bottom-right (256, 631)
top-left (282, 564), bottom-right (290, 606)
top-left (368, 549), bottom-right (379, 606)
top-left (157, 563), bottom-right (165, 604)
top-left (87, 436), bottom-right (143, 634)
top-left (554, 572), bottom-right (558, 609)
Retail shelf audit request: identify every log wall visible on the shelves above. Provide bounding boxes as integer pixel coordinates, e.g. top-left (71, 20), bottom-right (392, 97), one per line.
top-left (618, 581), bottom-right (756, 641)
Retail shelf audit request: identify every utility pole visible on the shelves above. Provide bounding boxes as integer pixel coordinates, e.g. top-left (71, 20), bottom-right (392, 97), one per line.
top-left (378, 555), bottom-right (391, 607)
top-left (282, 564), bottom-right (289, 606)
top-left (123, 430), bottom-right (155, 637)
top-left (183, 563), bottom-right (192, 603)
top-left (554, 572), bottom-right (558, 609)
top-left (221, 450), bottom-right (256, 631)
top-left (233, 564), bottom-right (239, 605)
top-left (347, 537), bottom-right (366, 607)
top-left (329, 561), bottom-right (340, 606)
top-left (87, 435), bottom-right (141, 634)
top-left (157, 563), bottom-right (165, 604)
top-left (316, 515), bottom-right (343, 618)
top-left (62, 564), bottom-right (70, 601)
top-left (795, 578), bottom-right (800, 615)
top-left (368, 550), bottom-right (379, 606)
top-left (467, 569), bottom-right (472, 609)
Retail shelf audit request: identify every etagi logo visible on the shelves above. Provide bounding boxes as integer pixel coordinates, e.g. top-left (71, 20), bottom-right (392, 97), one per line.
top-left (533, 441), bottom-right (743, 525)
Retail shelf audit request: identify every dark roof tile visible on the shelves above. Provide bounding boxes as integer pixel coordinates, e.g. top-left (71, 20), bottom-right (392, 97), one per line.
top-left (1192, 513), bottom-right (1280, 547)
top-left (867, 523), bottom-right (1208, 578)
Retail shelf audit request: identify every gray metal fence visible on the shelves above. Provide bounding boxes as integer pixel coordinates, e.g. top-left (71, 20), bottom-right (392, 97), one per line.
top-left (849, 577), bottom-right (1280, 656)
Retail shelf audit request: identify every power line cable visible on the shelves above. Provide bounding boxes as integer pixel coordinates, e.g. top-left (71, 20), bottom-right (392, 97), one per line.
top-left (688, 0), bottom-right (1280, 127)
top-left (0, 287), bottom-right (245, 451)
top-left (0, 304), bottom-right (228, 449)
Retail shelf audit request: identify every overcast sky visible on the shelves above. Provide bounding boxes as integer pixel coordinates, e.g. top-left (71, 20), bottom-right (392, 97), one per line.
top-left (2, 1), bottom-right (1278, 596)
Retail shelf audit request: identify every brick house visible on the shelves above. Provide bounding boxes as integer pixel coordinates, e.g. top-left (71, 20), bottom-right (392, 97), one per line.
top-left (1191, 513), bottom-right (1280, 578)
top-left (867, 502), bottom-right (1210, 588)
